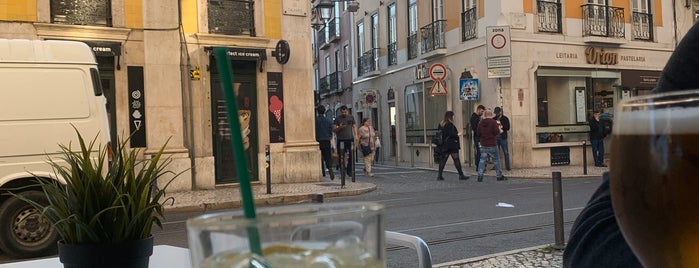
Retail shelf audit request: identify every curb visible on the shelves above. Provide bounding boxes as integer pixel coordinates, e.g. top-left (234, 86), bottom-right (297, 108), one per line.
top-left (163, 183), bottom-right (377, 213)
top-left (432, 244), bottom-right (555, 267)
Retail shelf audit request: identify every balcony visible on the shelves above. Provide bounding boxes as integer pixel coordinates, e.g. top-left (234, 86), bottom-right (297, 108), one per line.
top-left (420, 20), bottom-right (446, 59)
top-left (327, 17), bottom-right (340, 43)
top-left (208, 0), bottom-right (255, 36)
top-left (319, 72), bottom-right (342, 97)
top-left (461, 7), bottom-right (477, 41)
top-left (407, 33), bottom-right (419, 60)
top-left (358, 48), bottom-right (379, 77)
top-left (317, 26), bottom-right (328, 49)
top-left (387, 42), bottom-right (397, 66)
top-left (632, 12), bottom-right (653, 41)
top-left (582, 4), bottom-right (626, 44)
top-left (50, 0), bottom-right (112, 26)
top-left (537, 0), bottom-right (561, 33)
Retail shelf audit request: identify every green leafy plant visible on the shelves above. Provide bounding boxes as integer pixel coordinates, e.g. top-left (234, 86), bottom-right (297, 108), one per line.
top-left (14, 129), bottom-right (179, 244)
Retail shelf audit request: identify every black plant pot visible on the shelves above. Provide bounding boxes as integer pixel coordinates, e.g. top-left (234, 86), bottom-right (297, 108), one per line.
top-left (58, 236), bottom-right (154, 268)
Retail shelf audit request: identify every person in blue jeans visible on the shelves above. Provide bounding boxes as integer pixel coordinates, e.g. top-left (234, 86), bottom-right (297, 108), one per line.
top-left (475, 109), bottom-right (506, 182)
top-left (588, 110), bottom-right (607, 167)
top-left (493, 107), bottom-right (511, 171)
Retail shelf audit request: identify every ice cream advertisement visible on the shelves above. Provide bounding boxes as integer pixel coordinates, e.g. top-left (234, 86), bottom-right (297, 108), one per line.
top-left (267, 72), bottom-right (285, 142)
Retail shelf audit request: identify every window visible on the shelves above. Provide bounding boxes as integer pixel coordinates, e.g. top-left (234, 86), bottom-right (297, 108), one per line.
top-left (387, 3), bottom-right (397, 66)
top-left (371, 13), bottom-right (379, 68)
top-left (408, 0), bottom-right (419, 59)
top-left (50, 0), bottom-right (112, 26)
top-left (404, 83), bottom-right (448, 143)
top-left (461, 0), bottom-right (477, 40)
top-left (207, 0), bottom-right (255, 36)
top-left (631, 0), bottom-right (653, 40)
top-left (433, 0), bottom-right (444, 20)
top-left (343, 44), bottom-right (350, 71)
top-left (535, 70), bottom-right (620, 143)
top-left (357, 22), bottom-right (365, 57)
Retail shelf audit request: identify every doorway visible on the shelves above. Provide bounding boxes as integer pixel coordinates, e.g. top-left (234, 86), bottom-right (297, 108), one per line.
top-left (97, 56), bottom-right (117, 145)
top-left (210, 59), bottom-right (259, 184)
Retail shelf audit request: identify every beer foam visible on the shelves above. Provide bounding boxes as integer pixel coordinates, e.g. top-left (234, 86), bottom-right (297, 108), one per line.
top-left (614, 106), bottom-right (699, 135)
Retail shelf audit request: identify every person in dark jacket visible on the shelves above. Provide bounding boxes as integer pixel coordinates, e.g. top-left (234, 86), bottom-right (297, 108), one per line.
top-left (436, 111), bottom-right (468, 181)
top-left (588, 109), bottom-right (607, 167)
top-left (493, 107), bottom-right (511, 170)
top-left (563, 22), bottom-right (699, 268)
top-left (470, 105), bottom-right (485, 171)
top-left (475, 109), bottom-right (505, 182)
top-left (315, 105), bottom-right (334, 180)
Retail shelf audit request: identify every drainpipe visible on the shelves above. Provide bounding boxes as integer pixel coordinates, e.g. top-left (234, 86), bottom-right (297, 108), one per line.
top-left (177, 0), bottom-right (197, 190)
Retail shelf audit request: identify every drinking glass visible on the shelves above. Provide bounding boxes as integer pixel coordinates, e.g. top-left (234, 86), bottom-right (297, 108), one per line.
top-left (610, 90), bottom-right (699, 267)
top-left (186, 202), bottom-right (385, 268)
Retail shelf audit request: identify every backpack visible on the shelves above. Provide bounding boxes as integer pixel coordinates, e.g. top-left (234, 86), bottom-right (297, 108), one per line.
top-left (431, 126), bottom-right (444, 146)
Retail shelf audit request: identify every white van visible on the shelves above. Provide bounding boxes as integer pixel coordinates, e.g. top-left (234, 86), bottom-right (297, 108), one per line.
top-left (0, 39), bottom-right (110, 258)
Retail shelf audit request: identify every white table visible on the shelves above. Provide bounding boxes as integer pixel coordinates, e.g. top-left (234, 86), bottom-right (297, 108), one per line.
top-left (0, 245), bottom-right (191, 268)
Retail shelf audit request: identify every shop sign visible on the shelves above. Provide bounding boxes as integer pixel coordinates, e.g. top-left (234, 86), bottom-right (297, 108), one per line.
top-left (127, 66), bottom-right (146, 148)
top-left (585, 46), bottom-right (618, 65)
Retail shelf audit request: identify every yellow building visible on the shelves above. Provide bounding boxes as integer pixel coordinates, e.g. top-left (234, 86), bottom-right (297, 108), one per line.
top-left (0, 0), bottom-right (321, 190)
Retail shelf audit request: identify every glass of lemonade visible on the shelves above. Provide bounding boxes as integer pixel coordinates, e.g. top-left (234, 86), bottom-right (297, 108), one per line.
top-left (610, 90), bottom-right (699, 267)
top-left (186, 202), bottom-right (385, 268)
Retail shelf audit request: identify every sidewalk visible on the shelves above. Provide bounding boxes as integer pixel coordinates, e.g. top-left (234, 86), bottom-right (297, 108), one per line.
top-left (164, 161), bottom-right (605, 267)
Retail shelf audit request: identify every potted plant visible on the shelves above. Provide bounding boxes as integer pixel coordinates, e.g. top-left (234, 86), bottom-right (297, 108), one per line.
top-left (14, 129), bottom-right (179, 268)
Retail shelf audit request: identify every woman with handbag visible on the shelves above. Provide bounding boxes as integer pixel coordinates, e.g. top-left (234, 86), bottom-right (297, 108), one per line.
top-left (437, 111), bottom-right (469, 181)
top-left (357, 118), bottom-right (376, 177)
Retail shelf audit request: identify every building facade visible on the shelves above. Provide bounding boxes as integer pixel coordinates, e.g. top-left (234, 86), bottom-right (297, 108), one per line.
top-left (0, 0), bottom-right (321, 191)
top-left (350, 0), bottom-right (696, 168)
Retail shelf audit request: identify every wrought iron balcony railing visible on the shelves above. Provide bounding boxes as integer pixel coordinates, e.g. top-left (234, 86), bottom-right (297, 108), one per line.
top-left (387, 42), bottom-right (397, 66)
top-left (421, 20), bottom-right (446, 54)
top-left (208, 0), bottom-right (255, 36)
top-left (461, 7), bottom-right (477, 41)
top-left (358, 48), bottom-right (379, 76)
top-left (50, 0), bottom-right (112, 26)
top-left (632, 11), bottom-right (653, 41)
top-left (328, 71), bottom-right (341, 91)
top-left (317, 26), bottom-right (328, 46)
top-left (319, 75), bottom-right (330, 95)
top-left (537, 0), bottom-right (562, 33)
top-left (407, 33), bottom-right (419, 60)
top-left (582, 4), bottom-right (624, 39)
top-left (327, 17), bottom-right (340, 42)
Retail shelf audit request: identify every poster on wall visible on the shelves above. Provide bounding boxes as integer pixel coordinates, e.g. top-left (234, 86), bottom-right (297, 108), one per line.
top-left (267, 72), bottom-right (285, 143)
top-left (459, 78), bottom-right (479, 101)
top-left (575, 87), bottom-right (586, 123)
top-left (128, 66), bottom-right (146, 148)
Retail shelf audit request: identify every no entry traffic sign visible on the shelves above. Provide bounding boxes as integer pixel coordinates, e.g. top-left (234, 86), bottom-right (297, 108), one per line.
top-left (486, 26), bottom-right (511, 58)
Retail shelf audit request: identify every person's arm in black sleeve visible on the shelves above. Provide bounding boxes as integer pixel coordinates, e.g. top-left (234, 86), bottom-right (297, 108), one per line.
top-left (501, 116), bottom-right (510, 132)
top-left (563, 173), bottom-right (642, 268)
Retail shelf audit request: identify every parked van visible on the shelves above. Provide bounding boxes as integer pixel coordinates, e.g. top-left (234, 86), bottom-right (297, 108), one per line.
top-left (0, 39), bottom-right (110, 258)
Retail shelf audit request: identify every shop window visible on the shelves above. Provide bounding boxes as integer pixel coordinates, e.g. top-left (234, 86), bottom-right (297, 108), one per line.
top-left (404, 82), bottom-right (447, 143)
top-left (536, 75), bottom-right (619, 144)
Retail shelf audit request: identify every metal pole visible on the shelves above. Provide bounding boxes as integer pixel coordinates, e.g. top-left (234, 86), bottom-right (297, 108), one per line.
top-left (339, 142), bottom-right (345, 188)
top-left (410, 143), bottom-right (415, 167)
top-left (265, 145), bottom-right (271, 194)
top-left (582, 141), bottom-right (588, 175)
top-left (552, 171), bottom-right (565, 249)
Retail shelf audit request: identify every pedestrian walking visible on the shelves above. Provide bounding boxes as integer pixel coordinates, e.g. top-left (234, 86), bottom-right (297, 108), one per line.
top-left (436, 111), bottom-right (469, 181)
top-left (470, 105), bottom-right (486, 171)
top-left (334, 105), bottom-right (356, 177)
top-left (494, 107), bottom-right (511, 171)
top-left (475, 109), bottom-right (506, 182)
top-left (357, 118), bottom-right (376, 177)
top-left (315, 105), bottom-right (334, 180)
top-left (373, 132), bottom-right (381, 164)
top-left (589, 109), bottom-right (607, 167)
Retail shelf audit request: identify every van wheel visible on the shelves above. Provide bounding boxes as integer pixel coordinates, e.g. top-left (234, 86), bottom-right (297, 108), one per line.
top-left (0, 191), bottom-right (59, 258)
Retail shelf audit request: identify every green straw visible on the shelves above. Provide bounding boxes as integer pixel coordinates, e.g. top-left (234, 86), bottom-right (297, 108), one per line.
top-left (213, 47), bottom-right (263, 256)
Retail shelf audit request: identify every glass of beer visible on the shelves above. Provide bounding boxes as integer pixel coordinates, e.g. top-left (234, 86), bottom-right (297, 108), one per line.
top-left (186, 202), bottom-right (385, 268)
top-left (610, 90), bottom-right (699, 267)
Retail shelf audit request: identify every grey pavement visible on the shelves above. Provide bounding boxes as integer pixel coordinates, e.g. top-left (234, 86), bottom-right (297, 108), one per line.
top-left (163, 160), bottom-right (607, 267)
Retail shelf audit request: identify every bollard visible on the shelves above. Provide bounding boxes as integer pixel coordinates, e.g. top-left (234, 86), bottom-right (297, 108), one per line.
top-left (311, 193), bottom-right (324, 203)
top-left (351, 141), bottom-right (356, 183)
top-left (339, 142), bottom-right (346, 188)
top-left (410, 143), bottom-right (415, 168)
top-left (265, 145), bottom-right (271, 194)
top-left (552, 171), bottom-right (565, 249)
top-left (582, 141), bottom-right (588, 175)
